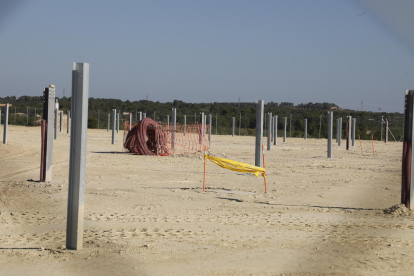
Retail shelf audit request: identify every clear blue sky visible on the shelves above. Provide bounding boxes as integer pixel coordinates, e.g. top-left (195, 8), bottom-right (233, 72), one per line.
top-left (1, 0), bottom-right (413, 112)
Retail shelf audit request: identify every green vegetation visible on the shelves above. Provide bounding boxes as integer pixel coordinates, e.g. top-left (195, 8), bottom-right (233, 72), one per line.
top-left (0, 96), bottom-right (403, 141)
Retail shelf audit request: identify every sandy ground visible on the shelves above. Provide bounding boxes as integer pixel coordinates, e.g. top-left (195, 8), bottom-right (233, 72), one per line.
top-left (0, 125), bottom-right (412, 275)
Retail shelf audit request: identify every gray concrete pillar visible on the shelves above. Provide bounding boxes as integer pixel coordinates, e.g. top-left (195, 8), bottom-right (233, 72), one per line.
top-left (209, 114), bottom-right (212, 144)
top-left (283, 117), bottom-right (287, 143)
top-left (116, 113), bottom-right (119, 133)
top-left (135, 110), bottom-right (138, 123)
top-left (54, 108), bottom-right (58, 139)
top-left (43, 85), bottom-right (55, 181)
top-left (328, 111), bottom-right (333, 158)
top-left (232, 117), bottom-right (235, 137)
top-left (129, 113), bottom-right (132, 131)
top-left (402, 90), bottom-right (414, 209)
top-left (385, 119), bottom-right (389, 143)
top-left (274, 115), bottom-right (278, 145)
top-left (381, 116), bottom-right (384, 141)
top-left (143, 113), bottom-right (146, 119)
top-left (107, 114), bottom-right (110, 132)
top-left (352, 118), bottom-right (356, 146)
top-left (347, 116), bottom-right (352, 150)
top-left (267, 112), bottom-right (272, 150)
top-left (139, 112), bottom-right (142, 121)
top-left (255, 100), bottom-right (264, 167)
top-left (204, 115), bottom-right (207, 138)
top-left (167, 115), bottom-right (170, 129)
top-left (304, 119), bottom-right (307, 139)
top-left (112, 109), bottom-right (116, 144)
top-left (201, 112), bottom-right (204, 137)
top-left (67, 111), bottom-right (71, 134)
top-left (3, 104), bottom-right (9, 144)
top-left (338, 118), bottom-right (342, 146)
top-left (66, 62), bottom-right (89, 250)
top-left (60, 111), bottom-right (63, 132)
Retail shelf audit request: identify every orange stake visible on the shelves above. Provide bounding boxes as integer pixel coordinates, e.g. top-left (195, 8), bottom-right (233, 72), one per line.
top-left (262, 145), bottom-right (267, 193)
top-left (372, 134), bottom-right (375, 156)
top-left (203, 146), bottom-right (206, 192)
top-left (358, 134), bottom-right (363, 156)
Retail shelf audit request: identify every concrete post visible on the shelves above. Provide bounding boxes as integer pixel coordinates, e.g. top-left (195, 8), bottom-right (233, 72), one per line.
top-left (67, 111), bottom-right (71, 134)
top-left (44, 85), bottom-right (55, 181)
top-left (209, 114), bottom-right (212, 144)
top-left (328, 111), bottom-right (333, 158)
top-left (267, 112), bottom-right (272, 150)
top-left (116, 113), bottom-right (119, 133)
top-left (352, 118), bottom-right (356, 146)
top-left (201, 112), bottom-right (204, 137)
top-left (239, 113), bottom-right (241, 136)
top-left (304, 119), bottom-right (307, 139)
top-left (60, 111), bottom-right (63, 132)
top-left (107, 114), bottom-right (110, 132)
top-left (172, 108), bottom-right (176, 151)
top-left (143, 113), bottom-right (146, 119)
top-left (232, 117), bottom-right (235, 137)
top-left (66, 62), bottom-right (89, 250)
top-left (112, 109), bottom-right (116, 144)
top-left (204, 115), bottom-right (207, 138)
top-left (385, 119), bottom-right (388, 143)
top-left (167, 115), bottom-right (170, 129)
top-left (135, 110), bottom-right (138, 123)
top-left (338, 118), bottom-right (342, 146)
top-left (184, 115), bottom-right (186, 136)
top-left (402, 90), bottom-right (414, 209)
top-left (346, 116), bottom-right (352, 150)
top-left (336, 119), bottom-right (339, 143)
top-left (255, 100), bottom-right (264, 167)
top-left (3, 104), bottom-right (9, 144)
top-left (274, 115), bottom-right (278, 145)
top-left (381, 116), bottom-right (384, 141)
top-left (54, 108), bottom-right (58, 140)
top-left (129, 113), bottom-right (132, 130)
top-left (139, 112), bottom-right (142, 121)
top-left (216, 113), bottom-right (217, 135)
top-left (283, 117), bottom-right (287, 143)
top-left (27, 107), bottom-right (29, 126)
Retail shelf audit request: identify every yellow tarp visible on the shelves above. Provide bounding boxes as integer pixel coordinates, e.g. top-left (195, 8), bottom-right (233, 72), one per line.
top-left (204, 154), bottom-right (266, 178)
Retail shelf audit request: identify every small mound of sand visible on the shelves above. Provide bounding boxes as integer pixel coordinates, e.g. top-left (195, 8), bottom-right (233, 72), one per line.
top-left (383, 204), bottom-right (414, 216)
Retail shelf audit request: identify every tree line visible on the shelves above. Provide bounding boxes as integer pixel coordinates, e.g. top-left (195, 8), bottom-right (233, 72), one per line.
top-left (0, 95), bottom-right (403, 141)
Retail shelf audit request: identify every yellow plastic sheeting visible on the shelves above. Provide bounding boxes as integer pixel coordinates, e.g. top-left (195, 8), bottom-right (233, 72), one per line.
top-left (204, 154), bottom-right (266, 178)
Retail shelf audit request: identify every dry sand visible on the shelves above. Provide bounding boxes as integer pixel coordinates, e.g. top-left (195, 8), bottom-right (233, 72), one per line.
top-left (1, 125), bottom-right (413, 275)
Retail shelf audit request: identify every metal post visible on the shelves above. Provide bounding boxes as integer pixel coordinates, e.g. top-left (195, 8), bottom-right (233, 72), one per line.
top-left (290, 114), bottom-right (292, 137)
top-left (3, 104), bottom-right (9, 144)
top-left (129, 113), bottom-right (132, 131)
top-left (274, 115), bottom-right (278, 145)
top-left (327, 111), bottom-right (333, 158)
top-left (27, 107), bottom-right (29, 126)
top-left (112, 109), bottom-right (116, 144)
top-left (67, 111), bottom-right (71, 134)
top-left (283, 117), bottom-right (287, 142)
top-left (319, 115), bottom-right (322, 139)
top-left (44, 85), bottom-right (55, 181)
top-left (338, 118), bottom-right (342, 146)
top-left (184, 115), bottom-right (186, 136)
top-left (267, 112), bottom-right (272, 150)
top-left (232, 117), bottom-right (235, 137)
top-left (143, 113), bottom-right (146, 119)
top-left (66, 62), bottom-right (89, 250)
top-left (54, 108), bottom-right (58, 139)
top-left (255, 100), bottom-right (264, 167)
top-left (304, 119), bottom-right (307, 139)
top-left (385, 118), bottom-right (388, 143)
top-left (239, 113), bottom-right (241, 136)
top-left (381, 116), bottom-right (384, 141)
top-left (60, 111), bottom-right (63, 132)
top-left (402, 90), bottom-right (414, 209)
